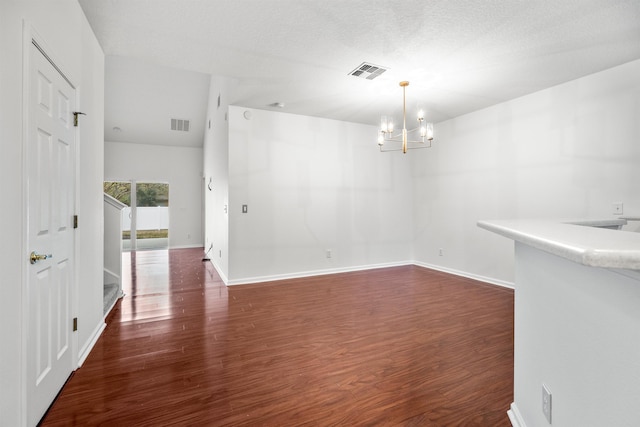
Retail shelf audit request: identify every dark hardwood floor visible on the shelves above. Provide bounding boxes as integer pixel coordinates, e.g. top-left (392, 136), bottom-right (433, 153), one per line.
top-left (41, 248), bottom-right (514, 426)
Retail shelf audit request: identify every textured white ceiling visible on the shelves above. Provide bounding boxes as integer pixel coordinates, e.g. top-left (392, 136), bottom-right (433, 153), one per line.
top-left (79, 0), bottom-right (640, 146)
top-left (105, 56), bottom-right (210, 147)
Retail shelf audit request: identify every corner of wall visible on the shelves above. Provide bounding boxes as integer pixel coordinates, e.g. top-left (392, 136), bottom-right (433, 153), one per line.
top-left (203, 74), bottom-right (233, 281)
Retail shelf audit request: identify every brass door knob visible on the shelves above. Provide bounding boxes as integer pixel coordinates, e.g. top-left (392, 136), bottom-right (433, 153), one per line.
top-left (30, 251), bottom-right (53, 264)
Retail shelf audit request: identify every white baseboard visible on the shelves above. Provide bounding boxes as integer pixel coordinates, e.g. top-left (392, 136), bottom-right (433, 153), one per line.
top-left (77, 320), bottom-right (106, 368)
top-left (206, 258), bottom-right (229, 285)
top-left (202, 257), bottom-right (513, 291)
top-left (169, 243), bottom-right (204, 249)
top-left (226, 261), bottom-right (412, 286)
top-left (103, 267), bottom-right (120, 281)
top-left (103, 291), bottom-right (124, 319)
top-left (412, 261), bottom-right (514, 289)
top-left (507, 402), bottom-right (526, 427)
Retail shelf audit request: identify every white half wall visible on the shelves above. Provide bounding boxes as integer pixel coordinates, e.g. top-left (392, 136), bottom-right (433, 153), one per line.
top-left (412, 59), bottom-right (640, 285)
top-left (104, 141), bottom-right (204, 249)
top-left (513, 243), bottom-right (640, 426)
top-left (227, 106), bottom-right (414, 283)
top-left (0, 1), bottom-right (104, 425)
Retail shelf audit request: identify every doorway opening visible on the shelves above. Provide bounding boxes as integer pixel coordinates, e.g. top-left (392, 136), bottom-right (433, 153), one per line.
top-left (104, 181), bottom-right (170, 251)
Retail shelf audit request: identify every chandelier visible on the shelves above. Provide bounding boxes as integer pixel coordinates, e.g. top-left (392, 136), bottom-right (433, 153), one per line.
top-left (377, 81), bottom-right (434, 153)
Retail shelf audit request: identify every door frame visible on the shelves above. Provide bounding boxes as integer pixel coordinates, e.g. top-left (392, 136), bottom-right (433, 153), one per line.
top-left (21, 22), bottom-right (79, 425)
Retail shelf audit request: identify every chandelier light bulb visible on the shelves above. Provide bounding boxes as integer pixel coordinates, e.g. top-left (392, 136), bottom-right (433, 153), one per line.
top-left (388, 120), bottom-right (394, 133)
top-left (380, 116), bottom-right (388, 133)
top-left (426, 123), bottom-right (434, 141)
top-left (418, 110), bottom-right (424, 121)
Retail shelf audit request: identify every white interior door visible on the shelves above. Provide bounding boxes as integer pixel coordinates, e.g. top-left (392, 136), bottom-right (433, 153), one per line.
top-left (26, 40), bottom-right (76, 426)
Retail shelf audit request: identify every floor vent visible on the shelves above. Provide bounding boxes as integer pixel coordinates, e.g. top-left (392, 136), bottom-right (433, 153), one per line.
top-left (171, 118), bottom-right (190, 132)
top-left (348, 62), bottom-right (388, 80)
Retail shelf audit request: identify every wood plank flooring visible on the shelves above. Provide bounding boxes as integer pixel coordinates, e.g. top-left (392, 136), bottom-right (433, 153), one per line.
top-left (40, 248), bottom-right (514, 426)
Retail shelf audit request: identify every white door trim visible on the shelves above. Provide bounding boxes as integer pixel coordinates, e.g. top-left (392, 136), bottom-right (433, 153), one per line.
top-left (21, 21), bottom-right (79, 426)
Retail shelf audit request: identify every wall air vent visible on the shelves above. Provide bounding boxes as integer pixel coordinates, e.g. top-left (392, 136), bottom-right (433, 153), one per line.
top-left (348, 62), bottom-right (388, 80)
top-left (171, 118), bottom-right (190, 132)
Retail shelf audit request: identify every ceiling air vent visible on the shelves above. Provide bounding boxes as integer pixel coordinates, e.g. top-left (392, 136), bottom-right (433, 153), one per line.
top-left (171, 118), bottom-right (190, 132)
top-left (348, 62), bottom-right (388, 80)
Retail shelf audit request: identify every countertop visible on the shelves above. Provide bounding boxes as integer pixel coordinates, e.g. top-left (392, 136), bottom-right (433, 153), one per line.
top-left (477, 218), bottom-right (640, 270)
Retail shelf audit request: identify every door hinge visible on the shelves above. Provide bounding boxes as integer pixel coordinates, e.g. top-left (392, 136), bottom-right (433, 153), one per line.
top-left (73, 215), bottom-right (78, 229)
top-left (72, 111), bottom-right (86, 127)
top-left (73, 317), bottom-right (78, 332)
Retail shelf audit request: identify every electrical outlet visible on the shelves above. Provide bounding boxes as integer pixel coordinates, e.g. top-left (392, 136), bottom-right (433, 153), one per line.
top-left (326, 249), bottom-right (332, 259)
top-left (219, 250), bottom-right (222, 258)
top-left (242, 204), bottom-right (248, 213)
top-left (613, 202), bottom-right (623, 215)
top-left (542, 384), bottom-right (552, 424)
top-left (438, 248), bottom-right (444, 256)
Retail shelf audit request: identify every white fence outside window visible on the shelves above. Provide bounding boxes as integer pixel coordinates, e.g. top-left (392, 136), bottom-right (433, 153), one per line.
top-left (122, 207), bottom-right (169, 231)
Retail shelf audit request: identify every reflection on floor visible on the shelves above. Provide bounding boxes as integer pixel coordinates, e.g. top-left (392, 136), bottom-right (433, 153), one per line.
top-left (122, 237), bottom-right (168, 251)
top-left (41, 247), bottom-right (514, 426)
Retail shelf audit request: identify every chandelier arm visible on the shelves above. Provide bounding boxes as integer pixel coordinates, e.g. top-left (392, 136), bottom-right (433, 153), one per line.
top-left (379, 143), bottom-right (432, 152)
top-left (405, 126), bottom-right (424, 133)
top-left (384, 125), bottom-right (433, 142)
top-left (384, 138), bottom-right (428, 144)
top-left (384, 131), bottom-right (407, 140)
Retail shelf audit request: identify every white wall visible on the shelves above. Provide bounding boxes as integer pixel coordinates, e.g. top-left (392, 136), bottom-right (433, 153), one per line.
top-left (203, 58), bottom-right (640, 289)
top-left (513, 243), bottom-right (640, 426)
top-left (76, 6), bottom-right (106, 367)
top-left (412, 59), bottom-right (640, 286)
top-left (227, 106), bottom-right (414, 284)
top-left (203, 75), bottom-right (234, 281)
top-left (104, 141), bottom-right (203, 248)
top-left (0, 1), bottom-right (104, 425)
